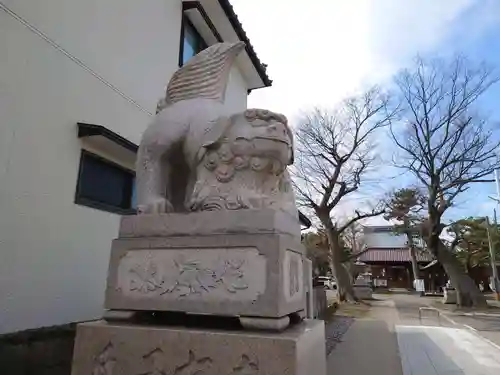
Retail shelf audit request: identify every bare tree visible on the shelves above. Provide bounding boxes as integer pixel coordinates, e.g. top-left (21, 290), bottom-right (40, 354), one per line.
top-left (294, 86), bottom-right (397, 301)
top-left (391, 55), bottom-right (500, 306)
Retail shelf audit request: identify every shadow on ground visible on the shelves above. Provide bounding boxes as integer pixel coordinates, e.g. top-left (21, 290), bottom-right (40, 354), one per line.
top-left (323, 300), bottom-right (372, 355)
top-left (325, 315), bottom-right (354, 354)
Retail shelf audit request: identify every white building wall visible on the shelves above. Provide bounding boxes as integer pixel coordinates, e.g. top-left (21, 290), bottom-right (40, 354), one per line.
top-left (0, 0), bottom-right (181, 118)
top-left (363, 231), bottom-right (408, 248)
top-left (363, 229), bottom-right (425, 249)
top-left (0, 0), bottom-right (251, 334)
top-left (225, 66), bottom-right (248, 113)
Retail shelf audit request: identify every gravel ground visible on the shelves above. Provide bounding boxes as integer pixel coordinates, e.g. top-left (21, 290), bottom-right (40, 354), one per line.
top-left (325, 315), bottom-right (354, 355)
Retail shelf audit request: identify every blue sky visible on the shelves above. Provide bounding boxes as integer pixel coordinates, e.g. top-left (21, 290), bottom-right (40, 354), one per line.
top-left (442, 19), bottom-right (500, 222)
top-left (231, 0), bottom-right (500, 225)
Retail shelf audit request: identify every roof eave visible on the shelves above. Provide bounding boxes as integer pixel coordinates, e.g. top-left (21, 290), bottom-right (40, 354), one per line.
top-left (217, 0), bottom-right (272, 89)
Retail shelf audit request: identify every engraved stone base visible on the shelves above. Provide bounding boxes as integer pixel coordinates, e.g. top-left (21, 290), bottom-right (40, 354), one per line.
top-left (71, 320), bottom-right (326, 375)
top-left (105, 232), bottom-right (306, 319)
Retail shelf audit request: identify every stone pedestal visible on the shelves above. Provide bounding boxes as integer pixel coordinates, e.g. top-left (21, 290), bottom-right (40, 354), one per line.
top-left (105, 211), bottom-right (306, 327)
top-left (72, 211), bottom-right (326, 375)
top-left (71, 320), bottom-right (326, 375)
top-left (105, 233), bottom-right (305, 319)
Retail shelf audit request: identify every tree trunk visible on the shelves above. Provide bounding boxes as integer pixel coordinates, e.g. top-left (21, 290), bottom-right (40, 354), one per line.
top-left (344, 261), bottom-right (356, 284)
top-left (409, 246), bottom-right (420, 281)
top-left (435, 241), bottom-right (486, 307)
top-left (405, 227), bottom-right (420, 287)
top-left (319, 214), bottom-right (358, 302)
top-left (332, 240), bottom-right (358, 302)
top-left (464, 255), bottom-right (472, 275)
top-left (423, 215), bottom-right (486, 307)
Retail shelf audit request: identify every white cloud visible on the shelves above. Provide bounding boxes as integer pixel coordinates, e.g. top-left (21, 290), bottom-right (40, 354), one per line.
top-left (233, 0), bottom-right (373, 117)
top-left (231, 0), bottom-right (500, 121)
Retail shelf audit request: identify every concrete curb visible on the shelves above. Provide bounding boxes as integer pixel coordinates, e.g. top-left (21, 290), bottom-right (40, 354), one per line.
top-left (428, 305), bottom-right (500, 318)
top-left (462, 324), bottom-right (500, 351)
top-left (458, 311), bottom-right (500, 317)
top-left (430, 307), bottom-right (500, 352)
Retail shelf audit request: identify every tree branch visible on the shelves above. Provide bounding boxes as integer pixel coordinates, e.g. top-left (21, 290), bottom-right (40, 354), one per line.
top-left (338, 208), bottom-right (386, 234)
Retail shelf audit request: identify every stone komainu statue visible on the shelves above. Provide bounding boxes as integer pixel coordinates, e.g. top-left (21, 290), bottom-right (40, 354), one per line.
top-left (136, 42), bottom-right (298, 217)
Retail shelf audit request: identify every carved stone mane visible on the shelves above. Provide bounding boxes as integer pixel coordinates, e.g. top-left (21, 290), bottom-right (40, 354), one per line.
top-left (188, 108), bottom-right (296, 216)
top-left (156, 42), bottom-right (245, 113)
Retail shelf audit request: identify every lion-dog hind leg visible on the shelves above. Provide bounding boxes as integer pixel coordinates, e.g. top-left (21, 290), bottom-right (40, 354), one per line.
top-left (135, 115), bottom-right (188, 214)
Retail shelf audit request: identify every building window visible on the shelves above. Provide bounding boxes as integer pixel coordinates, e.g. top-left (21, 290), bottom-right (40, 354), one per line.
top-left (75, 150), bottom-right (136, 215)
top-left (180, 17), bottom-right (207, 66)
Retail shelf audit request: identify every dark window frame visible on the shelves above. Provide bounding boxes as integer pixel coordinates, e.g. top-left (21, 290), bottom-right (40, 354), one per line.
top-left (74, 150), bottom-right (136, 215)
top-left (178, 15), bottom-right (208, 67)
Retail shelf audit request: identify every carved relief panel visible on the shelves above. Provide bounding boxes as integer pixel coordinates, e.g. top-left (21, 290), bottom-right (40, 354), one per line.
top-left (90, 345), bottom-right (259, 375)
top-left (283, 250), bottom-right (304, 302)
top-left (115, 247), bottom-right (266, 302)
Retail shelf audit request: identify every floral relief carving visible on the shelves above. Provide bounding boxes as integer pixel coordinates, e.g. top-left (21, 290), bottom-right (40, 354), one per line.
top-left (92, 342), bottom-right (116, 375)
top-left (174, 350), bottom-right (212, 375)
top-left (90, 345), bottom-right (262, 375)
top-left (126, 253), bottom-right (249, 297)
top-left (138, 348), bottom-right (166, 375)
top-left (129, 253), bottom-right (163, 293)
top-left (230, 355), bottom-right (259, 375)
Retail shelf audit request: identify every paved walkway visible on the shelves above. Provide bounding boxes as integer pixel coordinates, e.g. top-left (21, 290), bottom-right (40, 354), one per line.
top-left (397, 325), bottom-right (500, 374)
top-left (327, 297), bottom-right (403, 374)
top-left (327, 293), bottom-right (500, 375)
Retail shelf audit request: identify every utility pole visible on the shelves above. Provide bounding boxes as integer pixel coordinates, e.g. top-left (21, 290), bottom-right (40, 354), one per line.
top-left (486, 169), bottom-right (500, 300)
top-left (493, 209), bottom-right (500, 300)
top-left (486, 213), bottom-right (500, 300)
top-left (494, 169), bottom-right (500, 299)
